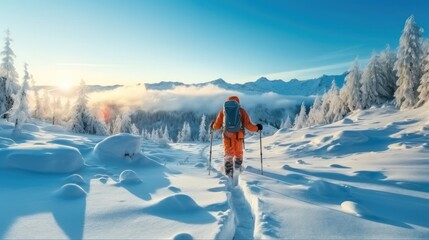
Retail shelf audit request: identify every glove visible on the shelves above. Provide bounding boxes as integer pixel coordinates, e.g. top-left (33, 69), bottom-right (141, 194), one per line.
top-left (210, 121), bottom-right (215, 129)
top-left (256, 124), bottom-right (263, 131)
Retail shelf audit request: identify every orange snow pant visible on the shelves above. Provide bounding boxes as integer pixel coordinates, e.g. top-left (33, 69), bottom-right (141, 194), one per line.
top-left (223, 131), bottom-right (244, 172)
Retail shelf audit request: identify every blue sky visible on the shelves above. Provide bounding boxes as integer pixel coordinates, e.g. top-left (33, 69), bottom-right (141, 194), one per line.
top-left (0, 0), bottom-right (428, 85)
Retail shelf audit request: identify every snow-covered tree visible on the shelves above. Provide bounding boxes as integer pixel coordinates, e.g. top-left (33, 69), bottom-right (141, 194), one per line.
top-left (0, 30), bottom-right (20, 118)
top-left (177, 121), bottom-right (192, 142)
top-left (142, 129), bottom-right (151, 140)
top-left (198, 114), bottom-right (208, 142)
top-left (52, 96), bottom-right (63, 124)
top-left (62, 98), bottom-right (71, 122)
top-left (360, 53), bottom-right (384, 109)
top-left (281, 114), bottom-right (293, 129)
top-left (41, 89), bottom-right (51, 120)
top-left (394, 15), bottom-right (424, 109)
top-left (328, 93), bottom-right (348, 122)
top-left (120, 113), bottom-right (132, 133)
top-left (379, 46), bottom-right (398, 100)
top-left (307, 95), bottom-right (322, 126)
top-left (30, 75), bottom-right (42, 119)
top-left (0, 76), bottom-right (6, 117)
top-left (162, 125), bottom-right (170, 142)
top-left (9, 63), bottom-right (31, 133)
top-left (293, 102), bottom-right (307, 129)
top-left (130, 123), bottom-right (140, 135)
top-left (341, 59), bottom-right (362, 111)
top-left (112, 113), bottom-right (133, 134)
top-left (321, 80), bottom-right (339, 124)
top-left (112, 115), bottom-right (122, 134)
top-left (69, 80), bottom-right (107, 135)
top-left (417, 52), bottom-right (429, 106)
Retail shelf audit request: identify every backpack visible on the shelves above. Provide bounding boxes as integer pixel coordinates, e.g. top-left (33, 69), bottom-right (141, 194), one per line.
top-left (223, 100), bottom-right (242, 133)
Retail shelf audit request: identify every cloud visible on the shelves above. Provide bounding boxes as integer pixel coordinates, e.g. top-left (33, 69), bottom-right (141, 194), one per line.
top-left (88, 84), bottom-right (311, 115)
top-left (262, 61), bottom-right (353, 81)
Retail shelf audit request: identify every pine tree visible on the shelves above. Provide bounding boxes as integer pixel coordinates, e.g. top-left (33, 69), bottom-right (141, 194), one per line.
top-left (198, 114), bottom-right (208, 142)
top-left (69, 80), bottom-right (107, 135)
top-left (30, 75), bottom-right (42, 119)
top-left (42, 89), bottom-right (51, 120)
top-left (379, 46), bottom-right (398, 100)
top-left (394, 15), bottom-right (423, 109)
top-left (62, 98), bottom-right (71, 122)
top-left (120, 113), bottom-right (132, 133)
top-left (281, 114), bottom-right (293, 129)
top-left (130, 123), bottom-right (139, 135)
top-left (341, 59), bottom-right (362, 111)
top-left (293, 102), bottom-right (307, 129)
top-left (112, 115), bottom-right (122, 134)
top-left (329, 93), bottom-right (348, 122)
top-left (322, 80), bottom-right (339, 124)
top-left (360, 53), bottom-right (384, 109)
top-left (0, 30), bottom-right (20, 118)
top-left (9, 63), bottom-right (31, 133)
top-left (417, 52), bottom-right (429, 106)
top-left (162, 125), bottom-right (170, 142)
top-left (177, 121), bottom-right (192, 142)
top-left (52, 96), bottom-right (63, 124)
top-left (307, 95), bottom-right (322, 126)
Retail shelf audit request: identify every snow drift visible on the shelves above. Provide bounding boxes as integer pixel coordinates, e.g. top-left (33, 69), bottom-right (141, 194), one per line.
top-left (0, 143), bottom-right (84, 173)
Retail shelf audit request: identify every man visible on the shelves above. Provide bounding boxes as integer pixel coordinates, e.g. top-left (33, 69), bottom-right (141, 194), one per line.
top-left (211, 96), bottom-right (263, 177)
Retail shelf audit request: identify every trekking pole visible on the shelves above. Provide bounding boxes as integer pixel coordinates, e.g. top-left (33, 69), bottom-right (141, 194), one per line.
top-left (259, 130), bottom-right (263, 175)
top-left (209, 129), bottom-right (213, 176)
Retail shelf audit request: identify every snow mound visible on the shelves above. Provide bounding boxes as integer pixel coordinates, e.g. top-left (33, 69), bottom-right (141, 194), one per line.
top-left (172, 233), bottom-right (194, 240)
top-left (149, 194), bottom-right (203, 213)
top-left (42, 125), bottom-right (67, 132)
top-left (354, 171), bottom-right (386, 180)
top-left (0, 137), bottom-right (15, 148)
top-left (311, 135), bottom-right (333, 145)
top-left (57, 183), bottom-right (87, 199)
top-left (64, 174), bottom-right (86, 185)
top-left (388, 142), bottom-right (413, 150)
top-left (119, 170), bottom-right (142, 184)
top-left (22, 123), bottom-right (40, 132)
top-left (341, 201), bottom-right (369, 217)
top-left (302, 133), bottom-right (316, 139)
top-left (332, 130), bottom-right (369, 144)
top-left (342, 118), bottom-right (354, 124)
top-left (308, 180), bottom-right (350, 197)
top-left (93, 133), bottom-right (143, 163)
top-left (0, 144), bottom-right (84, 173)
top-left (194, 162), bottom-right (205, 168)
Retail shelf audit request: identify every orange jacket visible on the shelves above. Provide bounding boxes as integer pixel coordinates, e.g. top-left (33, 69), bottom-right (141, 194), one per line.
top-left (212, 96), bottom-right (259, 137)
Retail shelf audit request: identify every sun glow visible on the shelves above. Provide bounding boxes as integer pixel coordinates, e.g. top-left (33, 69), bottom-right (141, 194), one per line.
top-left (59, 80), bottom-right (72, 91)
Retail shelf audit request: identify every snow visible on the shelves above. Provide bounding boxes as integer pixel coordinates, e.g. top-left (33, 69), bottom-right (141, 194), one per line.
top-left (56, 183), bottom-right (88, 199)
top-left (93, 133), bottom-right (143, 163)
top-left (0, 143), bottom-right (84, 173)
top-left (118, 170), bottom-right (142, 184)
top-left (1, 103), bottom-right (429, 239)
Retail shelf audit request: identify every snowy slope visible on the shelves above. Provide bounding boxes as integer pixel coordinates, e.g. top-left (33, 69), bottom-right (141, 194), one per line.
top-left (1, 104), bottom-right (429, 239)
top-left (214, 104), bottom-right (429, 239)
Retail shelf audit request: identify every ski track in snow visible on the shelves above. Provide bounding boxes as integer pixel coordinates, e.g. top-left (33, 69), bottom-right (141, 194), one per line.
top-left (205, 143), bottom-right (257, 240)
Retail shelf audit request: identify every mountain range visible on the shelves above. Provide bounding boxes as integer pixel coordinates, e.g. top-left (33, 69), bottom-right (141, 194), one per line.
top-left (38, 72), bottom-right (347, 97)
top-left (144, 72), bottom-right (347, 96)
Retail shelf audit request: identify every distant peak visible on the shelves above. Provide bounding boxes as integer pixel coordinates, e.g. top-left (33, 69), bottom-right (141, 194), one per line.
top-left (210, 78), bottom-right (227, 84)
top-left (256, 77), bottom-right (270, 82)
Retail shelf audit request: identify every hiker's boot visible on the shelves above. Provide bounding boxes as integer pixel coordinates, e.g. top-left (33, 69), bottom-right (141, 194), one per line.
top-left (235, 158), bottom-right (243, 172)
top-left (225, 160), bottom-right (234, 178)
